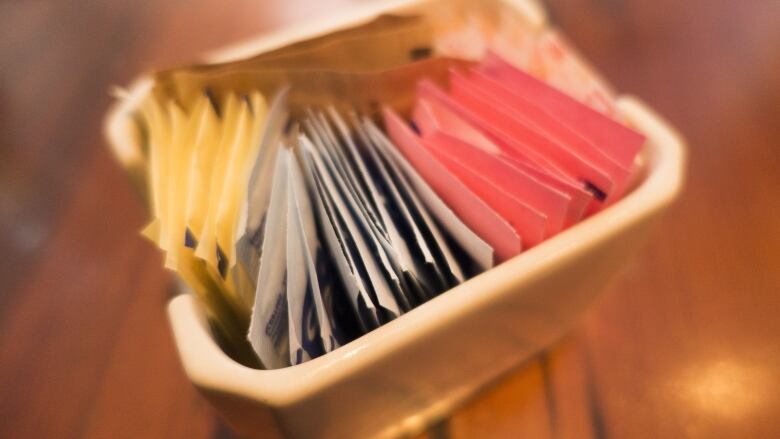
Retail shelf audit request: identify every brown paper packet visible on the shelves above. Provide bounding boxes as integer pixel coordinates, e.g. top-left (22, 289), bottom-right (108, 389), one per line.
top-left (152, 56), bottom-right (474, 118)
top-left (159, 14), bottom-right (425, 76)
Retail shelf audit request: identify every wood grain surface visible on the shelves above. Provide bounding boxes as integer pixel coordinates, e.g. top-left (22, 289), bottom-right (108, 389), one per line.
top-left (1, 0), bottom-right (779, 438)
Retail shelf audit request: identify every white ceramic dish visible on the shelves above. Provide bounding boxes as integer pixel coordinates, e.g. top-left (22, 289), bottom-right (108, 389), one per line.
top-left (106, 1), bottom-right (686, 437)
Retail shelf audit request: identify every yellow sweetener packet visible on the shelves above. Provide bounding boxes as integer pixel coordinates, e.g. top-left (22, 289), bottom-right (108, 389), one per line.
top-left (139, 95), bottom-right (172, 248)
top-left (164, 100), bottom-right (191, 269)
top-left (215, 92), bottom-right (267, 271)
top-left (195, 93), bottom-right (240, 268)
top-left (183, 93), bottom-right (222, 245)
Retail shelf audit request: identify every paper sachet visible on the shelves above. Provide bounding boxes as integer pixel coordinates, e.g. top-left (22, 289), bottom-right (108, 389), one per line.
top-left (158, 15), bottom-right (434, 80)
top-left (151, 56), bottom-right (473, 116)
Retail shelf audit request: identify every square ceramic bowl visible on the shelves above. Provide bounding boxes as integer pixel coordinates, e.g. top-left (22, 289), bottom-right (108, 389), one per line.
top-left (105, 0), bottom-right (686, 437)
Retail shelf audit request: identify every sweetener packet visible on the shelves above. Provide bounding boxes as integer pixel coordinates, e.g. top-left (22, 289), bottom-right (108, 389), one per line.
top-left (151, 57), bottom-right (473, 117)
top-left (353, 118), bottom-right (442, 300)
top-left (235, 87), bottom-right (289, 302)
top-left (447, 69), bottom-right (616, 201)
top-left (304, 134), bottom-right (403, 321)
top-left (413, 97), bottom-right (570, 236)
top-left (139, 95), bottom-right (171, 250)
top-left (248, 147), bottom-right (291, 369)
top-left (304, 115), bottom-right (415, 311)
top-left (183, 94), bottom-right (222, 253)
top-left (194, 94), bottom-right (241, 274)
top-left (417, 79), bottom-right (569, 183)
top-left (375, 110), bottom-right (493, 270)
top-left (329, 108), bottom-right (441, 303)
top-left (459, 68), bottom-right (632, 193)
top-left (138, 94), bottom-right (255, 359)
top-left (221, 20), bottom-right (434, 73)
top-left (161, 15), bottom-right (426, 76)
top-left (480, 51), bottom-right (645, 168)
top-left (181, 93), bottom-right (262, 312)
top-left (383, 106), bottom-right (521, 262)
top-left (299, 135), bottom-right (382, 331)
top-left (427, 141), bottom-right (548, 246)
top-left (162, 101), bottom-right (190, 269)
top-left (412, 92), bottom-right (591, 225)
top-left (361, 117), bottom-right (465, 285)
top-left (323, 113), bottom-right (429, 307)
top-left (214, 92), bottom-right (267, 273)
top-left (320, 109), bottom-right (385, 240)
top-left (287, 149), bottom-right (349, 364)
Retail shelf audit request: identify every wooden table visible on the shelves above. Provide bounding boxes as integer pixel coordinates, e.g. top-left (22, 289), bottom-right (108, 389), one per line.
top-left (1, 0), bottom-right (778, 437)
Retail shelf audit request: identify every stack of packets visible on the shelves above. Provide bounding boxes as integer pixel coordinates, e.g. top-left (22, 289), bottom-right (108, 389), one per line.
top-left (121, 9), bottom-right (646, 369)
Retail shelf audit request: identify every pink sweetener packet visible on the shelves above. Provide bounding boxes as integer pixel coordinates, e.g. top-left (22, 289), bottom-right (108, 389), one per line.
top-left (447, 68), bottom-right (617, 201)
top-left (417, 79), bottom-right (570, 182)
top-left (418, 78), bottom-right (607, 214)
top-left (480, 51), bottom-right (646, 167)
top-left (426, 141), bottom-right (548, 247)
top-left (416, 79), bottom-right (591, 223)
top-left (458, 68), bottom-right (634, 199)
top-left (413, 97), bottom-right (569, 235)
top-left (383, 107), bottom-right (523, 261)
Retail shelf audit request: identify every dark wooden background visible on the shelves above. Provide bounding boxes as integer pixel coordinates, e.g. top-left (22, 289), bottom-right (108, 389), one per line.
top-left (1, 0), bottom-right (779, 437)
